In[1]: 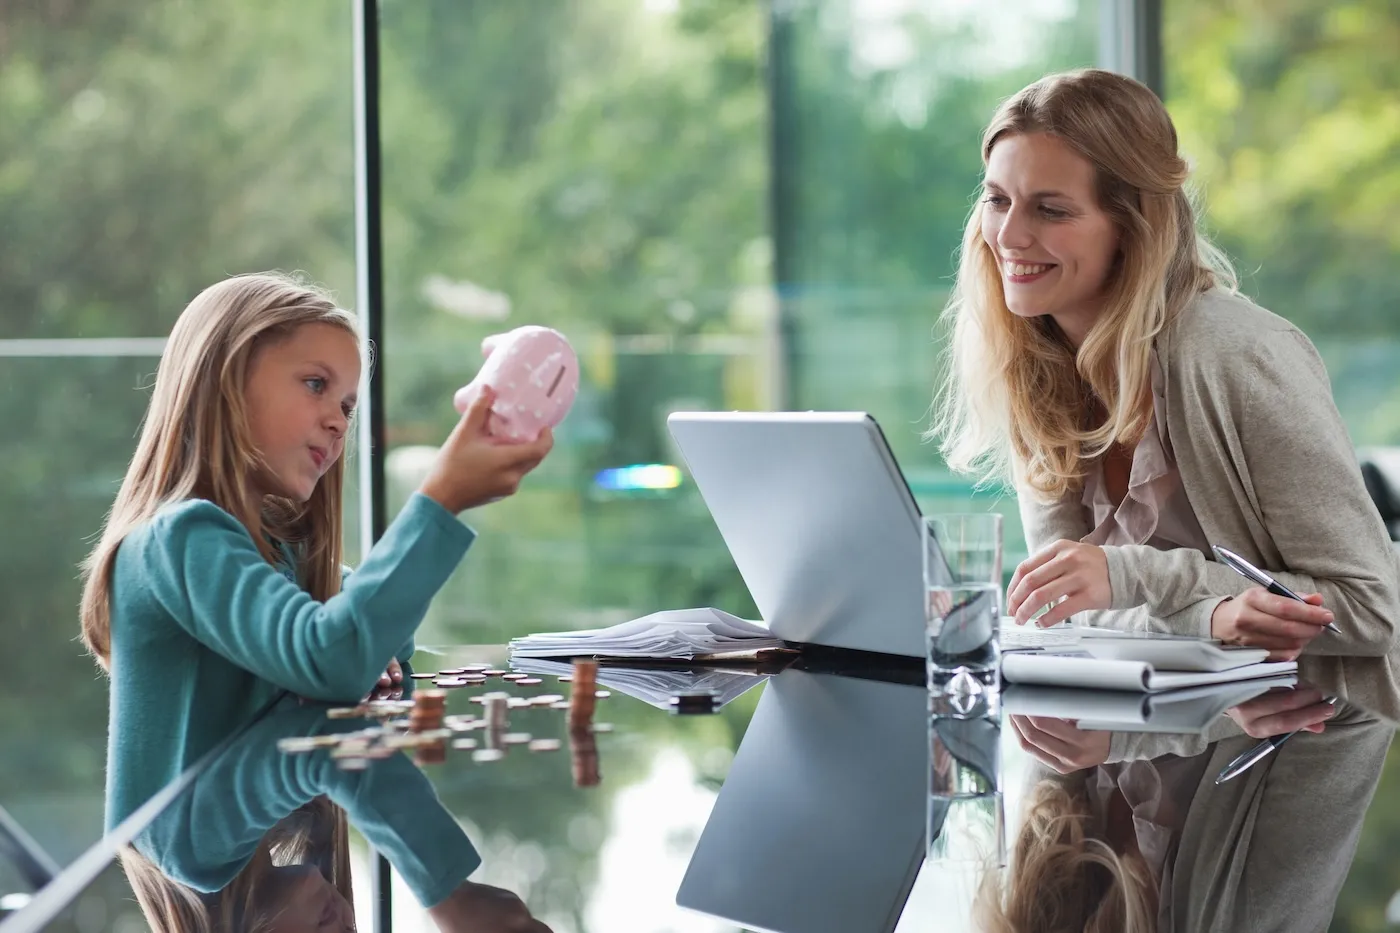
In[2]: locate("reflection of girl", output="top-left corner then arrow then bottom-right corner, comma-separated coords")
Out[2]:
932,70 -> 1398,663
121,799 -> 355,933
122,698 -> 552,933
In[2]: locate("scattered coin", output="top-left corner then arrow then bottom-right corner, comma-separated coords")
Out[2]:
473,748 -> 505,763
530,695 -> 565,706
595,690 -> 611,699
528,739 -> 561,752
410,673 -> 436,680
461,663 -> 491,673
337,758 -> 369,771
327,707 -> 365,719
501,733 -> 533,745
452,738 -> 478,750
484,670 -> 507,677
516,677 -> 543,685
507,698 -> 531,709
557,675 -> 572,683
592,723 -> 614,733
501,673 -> 528,682
550,701 -> 570,710
434,678 -> 468,688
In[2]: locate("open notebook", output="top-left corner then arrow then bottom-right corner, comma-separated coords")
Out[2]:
1003,675 -> 1298,733
507,607 -> 790,661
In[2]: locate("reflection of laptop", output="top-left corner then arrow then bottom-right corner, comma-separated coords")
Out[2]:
675,667 -> 927,933
667,412 -> 925,658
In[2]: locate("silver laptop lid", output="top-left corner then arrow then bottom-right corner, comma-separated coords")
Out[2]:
667,411 -> 924,658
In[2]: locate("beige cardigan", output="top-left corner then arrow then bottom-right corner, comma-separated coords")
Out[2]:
1019,287 -> 1400,712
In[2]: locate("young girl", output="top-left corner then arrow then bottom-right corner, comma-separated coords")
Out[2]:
81,271 -> 552,831
932,69 -> 1400,665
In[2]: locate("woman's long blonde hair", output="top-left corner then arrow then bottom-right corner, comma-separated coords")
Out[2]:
975,778 -> 1158,933
80,272 -> 359,666
120,798 -> 354,933
931,69 -> 1236,500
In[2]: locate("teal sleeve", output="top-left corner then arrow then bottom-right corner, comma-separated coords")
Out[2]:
125,493 -> 473,701
138,700 -> 481,905
343,553 -> 416,666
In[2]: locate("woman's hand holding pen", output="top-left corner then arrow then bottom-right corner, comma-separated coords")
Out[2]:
1211,588 -> 1333,661
1226,686 -> 1337,738
1006,539 -> 1112,627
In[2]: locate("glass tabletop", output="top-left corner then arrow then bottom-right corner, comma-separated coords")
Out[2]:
15,645 -> 1398,933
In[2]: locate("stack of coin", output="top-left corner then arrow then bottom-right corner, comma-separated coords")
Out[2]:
409,689 -> 447,732
410,689 -> 448,765
485,693 -> 509,732
569,727 -> 600,787
568,659 -> 598,730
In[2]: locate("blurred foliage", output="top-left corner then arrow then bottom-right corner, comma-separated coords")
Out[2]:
2,0 -> 1399,928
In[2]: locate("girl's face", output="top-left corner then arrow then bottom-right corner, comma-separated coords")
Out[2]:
264,864 -> 355,933
244,323 -> 361,503
979,131 -> 1121,346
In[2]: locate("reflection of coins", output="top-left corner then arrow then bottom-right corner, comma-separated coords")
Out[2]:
517,678 -> 543,685
501,673 -> 528,682
507,698 -> 531,709
557,675 -> 572,683
551,701 -> 570,710
337,758 -> 369,771
592,723 -> 614,733
473,748 -> 505,763
435,678 -> 468,688
595,690 -> 611,699
452,738 -> 478,750
484,670 -> 507,677
327,706 -> 365,719
528,739 -> 561,752
502,733 -> 533,745
530,695 -> 565,706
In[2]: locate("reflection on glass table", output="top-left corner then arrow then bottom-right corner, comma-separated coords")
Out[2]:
17,653 -> 1400,933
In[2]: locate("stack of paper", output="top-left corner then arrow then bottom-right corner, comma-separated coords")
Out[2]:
1001,653 -> 1297,693
507,607 -> 787,661
508,657 -> 772,711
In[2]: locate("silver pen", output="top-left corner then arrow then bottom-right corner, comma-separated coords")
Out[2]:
1214,695 -> 1339,785
1212,545 -> 1343,635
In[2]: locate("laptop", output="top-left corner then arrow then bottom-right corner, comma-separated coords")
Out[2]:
675,666 -> 928,933
667,411 -> 926,658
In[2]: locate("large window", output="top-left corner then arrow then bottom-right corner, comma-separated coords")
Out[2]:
0,0 -> 356,899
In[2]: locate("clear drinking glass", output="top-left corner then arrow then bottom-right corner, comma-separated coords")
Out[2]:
922,513 -> 1003,718
928,713 -> 1005,866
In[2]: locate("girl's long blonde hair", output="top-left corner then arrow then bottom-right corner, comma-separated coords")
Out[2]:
80,272 -> 359,666
120,798 -> 354,933
975,778 -> 1158,933
931,69 -> 1236,500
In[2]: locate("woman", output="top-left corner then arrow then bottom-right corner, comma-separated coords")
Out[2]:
931,69 -> 1400,666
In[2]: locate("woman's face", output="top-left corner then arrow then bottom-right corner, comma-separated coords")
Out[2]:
979,131 -> 1121,346
264,864 -> 355,933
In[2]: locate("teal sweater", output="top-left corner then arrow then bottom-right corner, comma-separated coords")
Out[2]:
136,695 -> 480,908
105,492 -> 474,832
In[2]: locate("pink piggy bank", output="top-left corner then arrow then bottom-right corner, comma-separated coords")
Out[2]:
453,325 -> 579,442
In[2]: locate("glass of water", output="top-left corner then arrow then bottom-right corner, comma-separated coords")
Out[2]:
928,713 -> 1005,867
923,513 -> 1003,718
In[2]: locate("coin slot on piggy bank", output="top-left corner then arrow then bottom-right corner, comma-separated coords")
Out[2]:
453,325 -> 579,443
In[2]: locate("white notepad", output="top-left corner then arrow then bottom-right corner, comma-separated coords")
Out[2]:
507,607 -> 787,660
1000,652 -> 1298,693
1003,675 -> 1298,732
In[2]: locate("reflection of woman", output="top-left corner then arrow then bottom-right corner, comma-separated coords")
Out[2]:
931,70 -> 1399,666
122,697 -> 551,933
979,689 -> 1390,932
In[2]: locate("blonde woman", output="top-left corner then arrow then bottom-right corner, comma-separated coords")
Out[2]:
81,272 -> 553,836
933,69 -> 1400,662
